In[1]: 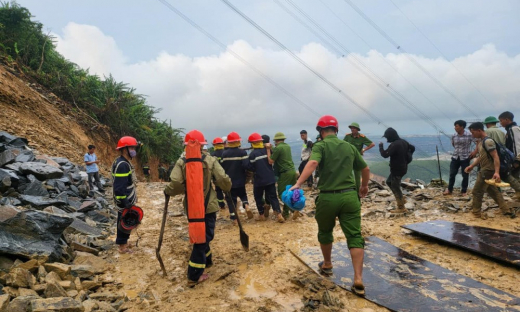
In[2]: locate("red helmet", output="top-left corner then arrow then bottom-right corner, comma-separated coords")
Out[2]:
184,130 -> 207,145
212,137 -> 224,145
227,132 -> 241,143
316,115 -> 339,131
248,133 -> 263,143
116,136 -> 138,150
118,205 -> 144,234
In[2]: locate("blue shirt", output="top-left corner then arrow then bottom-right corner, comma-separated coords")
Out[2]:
84,153 -> 99,173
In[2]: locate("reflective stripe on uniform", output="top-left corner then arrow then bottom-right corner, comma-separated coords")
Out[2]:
112,172 -> 132,177
206,251 -> 212,257
221,156 -> 248,162
189,261 -> 206,269
250,155 -> 268,163
115,195 -> 127,199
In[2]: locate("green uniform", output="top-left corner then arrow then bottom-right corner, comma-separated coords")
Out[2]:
343,133 -> 372,190
485,126 -> 506,145
270,142 -> 297,218
310,134 -> 367,248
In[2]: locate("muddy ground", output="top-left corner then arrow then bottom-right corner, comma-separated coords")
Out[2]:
94,183 -> 520,312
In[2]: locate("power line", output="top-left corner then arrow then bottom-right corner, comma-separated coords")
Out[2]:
155,0 -> 320,117
276,0 -> 452,141
388,0 -> 495,108
341,0 -> 480,119
220,0 -> 393,128
316,0 -> 451,123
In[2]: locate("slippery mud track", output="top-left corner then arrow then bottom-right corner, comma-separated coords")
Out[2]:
100,183 -> 520,312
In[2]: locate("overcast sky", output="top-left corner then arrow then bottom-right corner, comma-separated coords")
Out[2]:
16,0 -> 520,141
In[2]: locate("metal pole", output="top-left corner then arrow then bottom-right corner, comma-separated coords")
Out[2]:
436,145 -> 442,185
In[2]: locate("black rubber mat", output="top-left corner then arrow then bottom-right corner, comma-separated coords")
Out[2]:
402,220 -> 520,267
296,236 -> 520,312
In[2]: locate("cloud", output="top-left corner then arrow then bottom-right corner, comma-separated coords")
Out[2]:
53,23 -> 520,139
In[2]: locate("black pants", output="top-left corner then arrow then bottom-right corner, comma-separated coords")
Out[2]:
215,186 -> 226,208
386,174 -> 403,201
448,157 -> 470,193
225,187 -> 249,220
298,160 -> 313,187
116,210 -> 130,245
188,212 -> 216,282
253,183 -> 281,214
87,172 -> 103,191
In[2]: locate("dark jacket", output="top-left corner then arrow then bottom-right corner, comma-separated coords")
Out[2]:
211,149 -> 224,161
221,147 -> 249,188
379,128 -> 409,176
247,148 -> 276,187
111,156 -> 137,208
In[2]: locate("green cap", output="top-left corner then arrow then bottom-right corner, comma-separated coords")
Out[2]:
274,132 -> 287,140
349,122 -> 360,130
483,116 -> 499,124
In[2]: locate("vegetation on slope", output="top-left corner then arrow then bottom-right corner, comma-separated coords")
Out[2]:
0,1 -> 183,163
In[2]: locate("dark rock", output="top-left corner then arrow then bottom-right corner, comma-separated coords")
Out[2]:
5,162 -> 23,173
71,173 -> 82,182
77,185 -> 88,199
64,219 -> 103,237
66,198 -> 82,210
50,157 -> 71,166
14,151 -> 34,163
23,181 -> 49,197
31,297 -> 84,312
46,180 -> 67,193
0,169 -> 20,187
0,170 -> 11,193
0,143 -> 5,153
56,177 -> 71,185
0,132 -> 17,144
86,211 -> 110,224
7,137 -> 28,148
0,150 -> 19,168
78,201 -> 96,213
0,205 -> 73,261
20,163 -> 63,180
0,197 -> 22,206
19,195 -> 67,209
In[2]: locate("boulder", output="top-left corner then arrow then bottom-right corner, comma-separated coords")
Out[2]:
20,162 -> 63,180
7,138 -> 28,148
64,219 -> 103,237
2,286 -> 18,298
0,197 -> 21,206
19,195 -> 67,208
0,168 -> 20,187
72,252 -> 111,274
4,162 -> 23,173
22,180 -> 49,197
6,295 -> 38,312
51,158 -> 71,166
44,280 -> 68,298
77,201 -> 97,213
70,266 -> 96,279
14,151 -> 34,163
0,132 -> 17,144
34,156 -> 61,169
31,297 -> 84,312
45,271 -> 62,283
85,211 -> 110,224
0,170 -> 11,193
0,294 -> 9,312
13,259 -> 40,273
44,263 -> 71,280
5,268 -> 35,288
0,206 -> 73,261
0,150 -> 19,168
18,288 -> 38,297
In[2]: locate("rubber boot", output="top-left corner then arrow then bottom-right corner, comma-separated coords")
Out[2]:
389,198 -> 407,214
275,212 -> 285,223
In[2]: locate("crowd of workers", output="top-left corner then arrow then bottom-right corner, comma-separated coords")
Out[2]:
83,109 -> 519,293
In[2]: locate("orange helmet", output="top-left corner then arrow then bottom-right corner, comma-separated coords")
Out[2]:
184,130 -> 207,145
316,115 -> 339,132
116,136 -> 138,150
227,132 -> 241,143
248,133 -> 263,143
212,137 -> 224,145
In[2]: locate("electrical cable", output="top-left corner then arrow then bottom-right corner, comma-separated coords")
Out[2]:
341,0 -> 480,119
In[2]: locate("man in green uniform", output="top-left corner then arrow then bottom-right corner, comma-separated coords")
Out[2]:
291,115 -> 370,296
483,116 -> 506,145
343,122 -> 374,190
266,132 -> 297,221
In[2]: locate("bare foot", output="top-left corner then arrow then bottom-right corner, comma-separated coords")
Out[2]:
442,190 -> 452,196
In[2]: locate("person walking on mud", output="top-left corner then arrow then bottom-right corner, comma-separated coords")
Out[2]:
164,130 -> 231,286
290,115 -> 370,296
379,127 -> 414,214
112,136 -> 140,254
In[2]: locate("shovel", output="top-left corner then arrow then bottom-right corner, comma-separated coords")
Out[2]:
226,191 -> 249,252
156,194 -> 170,276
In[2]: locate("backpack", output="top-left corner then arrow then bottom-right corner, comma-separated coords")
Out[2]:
405,141 -> 415,164
483,137 -> 515,179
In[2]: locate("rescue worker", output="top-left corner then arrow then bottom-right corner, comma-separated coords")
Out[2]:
142,163 -> 150,182
343,122 -> 375,191
299,130 -> 314,189
260,134 -> 273,215
484,116 -> 506,145
266,132 -> 297,220
247,133 -> 284,222
290,115 -> 369,296
111,136 -> 139,254
221,132 -> 253,222
164,130 -> 232,286
211,137 -> 226,209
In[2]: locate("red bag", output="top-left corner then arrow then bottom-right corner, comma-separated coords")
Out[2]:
185,140 -> 206,244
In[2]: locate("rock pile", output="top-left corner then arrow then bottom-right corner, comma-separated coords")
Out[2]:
0,131 -> 125,311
